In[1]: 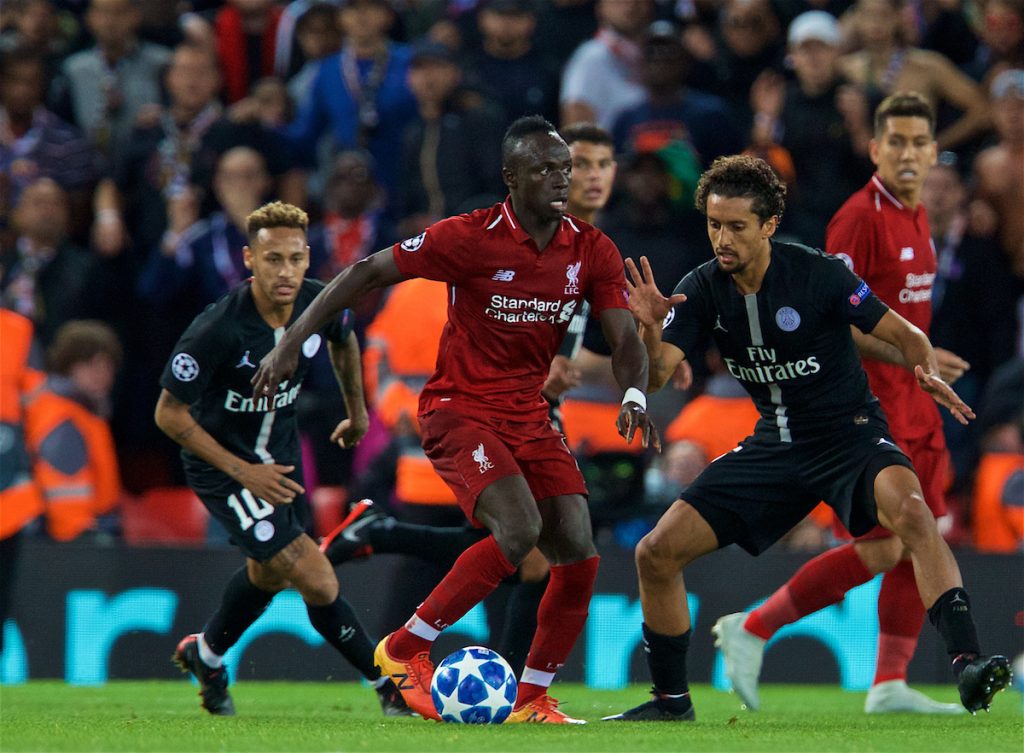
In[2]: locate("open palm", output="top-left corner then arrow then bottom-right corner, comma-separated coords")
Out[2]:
624,256 -> 687,327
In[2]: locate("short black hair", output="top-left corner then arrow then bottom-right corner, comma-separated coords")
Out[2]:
560,122 -> 613,149
695,154 -> 786,223
502,115 -> 559,167
874,92 -> 935,136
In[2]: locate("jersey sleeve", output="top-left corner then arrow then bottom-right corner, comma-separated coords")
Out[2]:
159,311 -> 233,405
585,233 -> 630,315
825,202 -> 876,279
817,253 -> 889,333
661,271 -> 710,360
391,216 -> 471,284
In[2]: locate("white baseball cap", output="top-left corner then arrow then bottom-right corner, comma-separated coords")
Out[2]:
787,11 -> 840,46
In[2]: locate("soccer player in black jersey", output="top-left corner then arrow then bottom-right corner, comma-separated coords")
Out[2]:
604,156 -> 1011,721
154,202 -> 409,717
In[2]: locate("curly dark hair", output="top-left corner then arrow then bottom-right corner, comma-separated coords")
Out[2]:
694,155 -> 786,223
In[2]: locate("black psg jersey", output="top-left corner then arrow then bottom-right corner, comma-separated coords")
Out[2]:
662,241 -> 890,440
160,279 -> 352,476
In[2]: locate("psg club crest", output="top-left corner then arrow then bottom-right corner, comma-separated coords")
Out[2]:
302,334 -> 322,358
775,307 -> 801,332
400,233 -> 426,252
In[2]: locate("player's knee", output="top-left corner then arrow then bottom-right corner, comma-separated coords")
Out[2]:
498,519 -> 542,564
635,530 -> 683,583
888,492 -> 936,543
297,573 -> 340,606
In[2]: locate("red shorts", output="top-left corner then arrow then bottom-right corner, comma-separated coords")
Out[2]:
418,409 -> 588,524
834,428 -> 951,541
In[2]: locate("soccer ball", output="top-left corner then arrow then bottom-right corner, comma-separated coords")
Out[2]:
430,646 -> 518,723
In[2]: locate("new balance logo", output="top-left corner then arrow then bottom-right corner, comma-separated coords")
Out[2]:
900,246 -> 915,261
394,673 -> 414,691
473,443 -> 494,473
492,269 -> 516,282
235,350 -> 256,369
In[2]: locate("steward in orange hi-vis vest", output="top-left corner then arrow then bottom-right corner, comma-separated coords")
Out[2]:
0,310 -> 44,540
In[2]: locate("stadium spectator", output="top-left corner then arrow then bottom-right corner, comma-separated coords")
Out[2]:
285,2 -> 343,103
396,40 -> 505,236
718,95 -> 976,715
254,116 -> 658,724
272,0 -> 341,81
0,310 -> 44,655
283,0 -> 417,211
606,154 -> 1010,721
534,0 -> 599,69
838,0 -> 991,150
924,153 -> 1018,485
49,0 -> 170,164
155,201 -> 406,718
611,21 -> 742,167
970,68 -> 1024,278
0,0 -> 70,82
749,11 -> 873,249
963,0 -> 1024,88
560,0 -> 653,129
461,0 -> 561,128
0,48 -> 99,244
202,0 -> 284,104
2,179 -> 99,346
23,319 -> 123,542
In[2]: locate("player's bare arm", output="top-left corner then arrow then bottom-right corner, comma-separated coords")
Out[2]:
623,256 -> 688,391
252,249 -> 405,397
154,389 -> 304,505
866,310 -> 976,425
600,306 -> 661,450
851,327 -> 970,384
328,332 -> 370,449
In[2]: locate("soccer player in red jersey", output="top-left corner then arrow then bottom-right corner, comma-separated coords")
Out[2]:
714,93 -> 975,714
253,116 -> 657,723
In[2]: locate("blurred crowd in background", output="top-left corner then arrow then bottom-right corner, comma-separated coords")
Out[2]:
1,0 -> 1022,554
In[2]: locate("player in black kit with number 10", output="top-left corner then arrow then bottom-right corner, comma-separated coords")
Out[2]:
154,202 -> 410,717
604,156 -> 1011,721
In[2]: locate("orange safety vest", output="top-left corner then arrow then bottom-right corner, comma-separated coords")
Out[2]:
0,310 -> 44,539
972,452 -> 1024,553
365,279 -> 456,505
22,378 -> 121,541
665,394 -> 761,461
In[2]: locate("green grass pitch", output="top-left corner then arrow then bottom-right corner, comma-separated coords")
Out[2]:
1,681 -> 1021,752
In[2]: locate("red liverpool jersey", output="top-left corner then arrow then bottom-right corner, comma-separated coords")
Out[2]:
392,199 -> 630,422
826,174 -> 941,439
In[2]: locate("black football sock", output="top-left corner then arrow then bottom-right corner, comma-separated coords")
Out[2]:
927,587 -> 981,677
368,519 -> 488,569
203,566 -> 275,656
306,593 -> 379,680
642,623 -> 692,708
497,575 -> 548,677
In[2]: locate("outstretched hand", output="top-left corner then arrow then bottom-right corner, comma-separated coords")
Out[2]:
624,257 -> 687,328
616,400 -> 662,452
915,365 -> 975,425
331,415 -> 369,449
252,343 -> 300,399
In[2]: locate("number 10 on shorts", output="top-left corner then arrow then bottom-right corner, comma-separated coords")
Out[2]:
226,489 -> 274,530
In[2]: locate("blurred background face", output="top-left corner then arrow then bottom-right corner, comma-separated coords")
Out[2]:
296,9 -> 342,59
722,0 -> 777,57
624,154 -> 670,206
326,152 -> 376,214
789,38 -> 838,91
920,164 -> 964,229
993,89 -> 1024,143
855,0 -> 900,47
567,140 -> 616,214
407,58 -> 461,104
14,179 -> 68,246
229,0 -> 275,15
640,38 -> 688,92
74,353 -> 118,401
597,0 -> 653,37
338,1 -> 393,43
86,0 -> 140,49
478,9 -> 536,46
166,46 -> 221,113
16,0 -> 58,47
1,59 -> 45,117
981,0 -> 1024,54
214,148 -> 271,208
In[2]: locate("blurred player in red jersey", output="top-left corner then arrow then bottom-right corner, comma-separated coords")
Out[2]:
253,116 -> 657,724
715,93 -> 974,714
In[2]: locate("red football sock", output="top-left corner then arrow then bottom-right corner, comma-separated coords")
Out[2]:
745,543 -> 872,640
516,556 -> 599,709
874,559 -> 924,685
388,535 -> 516,659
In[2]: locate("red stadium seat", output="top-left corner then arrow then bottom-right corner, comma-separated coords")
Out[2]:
121,487 -> 209,545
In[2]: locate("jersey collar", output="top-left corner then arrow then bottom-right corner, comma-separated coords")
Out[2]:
870,174 -> 923,219
498,197 -> 579,251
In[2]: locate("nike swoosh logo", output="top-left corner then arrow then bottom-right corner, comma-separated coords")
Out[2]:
341,515 -> 377,542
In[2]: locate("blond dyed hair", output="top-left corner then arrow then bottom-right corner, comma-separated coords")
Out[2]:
246,201 -> 309,243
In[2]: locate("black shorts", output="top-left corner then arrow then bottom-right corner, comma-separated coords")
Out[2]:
681,408 -> 914,555
187,465 -> 312,561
